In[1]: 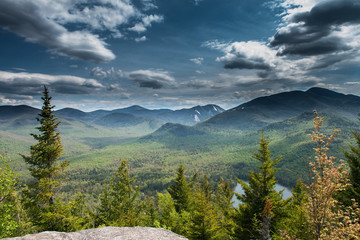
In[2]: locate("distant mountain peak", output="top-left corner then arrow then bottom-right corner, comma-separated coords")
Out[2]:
125,105 -> 148,110
306,87 -> 342,96
201,87 -> 360,130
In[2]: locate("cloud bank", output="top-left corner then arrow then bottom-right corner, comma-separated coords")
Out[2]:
0,71 -> 104,96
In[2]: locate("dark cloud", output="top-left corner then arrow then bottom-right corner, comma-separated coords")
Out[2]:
184,79 -> 215,89
223,58 -> 271,70
277,37 -> 351,56
309,54 -> 347,70
0,71 -> 103,96
271,0 -> 360,56
128,70 -> 176,89
294,0 -> 360,27
132,79 -> 164,89
0,0 -> 115,62
235,72 -> 319,90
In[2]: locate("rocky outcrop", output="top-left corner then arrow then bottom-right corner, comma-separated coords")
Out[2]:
3,227 -> 188,240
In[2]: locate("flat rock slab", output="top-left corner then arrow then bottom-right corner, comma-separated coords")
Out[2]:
4,227 -> 188,240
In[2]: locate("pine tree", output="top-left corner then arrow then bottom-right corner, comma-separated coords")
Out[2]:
21,86 -> 68,230
233,133 -> 287,240
168,164 -> 191,213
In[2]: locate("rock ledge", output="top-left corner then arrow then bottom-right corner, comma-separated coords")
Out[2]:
3,226 -> 188,240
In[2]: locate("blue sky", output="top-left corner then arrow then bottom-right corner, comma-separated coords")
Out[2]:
0,0 -> 359,111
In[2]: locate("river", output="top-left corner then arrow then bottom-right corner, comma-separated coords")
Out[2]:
232,181 -> 292,207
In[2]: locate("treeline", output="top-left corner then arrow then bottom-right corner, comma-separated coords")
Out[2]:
1,88 -> 360,239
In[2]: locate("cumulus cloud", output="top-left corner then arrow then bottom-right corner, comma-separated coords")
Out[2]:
129,14 -> 164,33
216,41 -> 278,70
0,70 -> 104,96
0,0 -> 163,62
190,57 -> 204,65
90,67 -> 125,80
135,36 -> 147,42
127,70 -> 176,89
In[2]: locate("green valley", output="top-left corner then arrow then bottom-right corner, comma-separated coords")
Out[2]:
1,87 -> 359,202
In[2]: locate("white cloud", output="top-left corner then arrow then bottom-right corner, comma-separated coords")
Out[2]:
90,67 -> 125,80
90,67 -> 176,89
129,23 -> 147,33
129,14 -> 163,33
216,41 -> 278,70
135,36 -> 147,42
190,57 -> 204,65
0,96 -> 17,105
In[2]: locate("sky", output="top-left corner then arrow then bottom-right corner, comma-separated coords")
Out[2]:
0,0 -> 359,111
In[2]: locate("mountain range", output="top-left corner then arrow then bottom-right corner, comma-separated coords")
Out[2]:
200,87 -> 360,130
1,87 -> 360,194
0,104 -> 225,129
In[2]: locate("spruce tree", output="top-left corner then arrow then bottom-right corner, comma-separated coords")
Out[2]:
168,164 -> 191,213
233,133 -> 287,239
343,118 -> 360,206
214,177 -> 235,239
96,159 -> 140,226
21,86 -> 68,230
187,175 -> 219,240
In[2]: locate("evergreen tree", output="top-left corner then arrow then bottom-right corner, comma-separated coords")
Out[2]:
343,116 -> 360,206
21,86 -> 69,231
0,155 -> 31,237
96,159 -> 140,226
214,177 -> 235,239
233,133 -> 287,239
277,180 -> 310,239
187,175 -> 219,240
168,164 -> 191,213
156,192 -> 191,235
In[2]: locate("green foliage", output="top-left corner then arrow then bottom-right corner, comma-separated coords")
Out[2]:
156,192 -> 191,235
20,86 -> 73,232
186,175 -> 220,240
280,112 -> 360,239
234,133 -> 288,239
168,164 -> 191,213
276,180 -> 310,239
214,177 -> 235,239
96,159 -> 141,226
342,116 -> 360,206
0,155 -> 31,237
